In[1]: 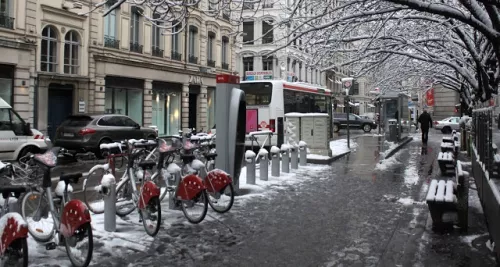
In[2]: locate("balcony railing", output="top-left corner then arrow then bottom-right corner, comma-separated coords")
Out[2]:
0,14 -> 15,29
130,42 -> 143,53
171,51 -> 182,61
189,54 -> 198,64
207,60 -> 216,67
104,36 -> 120,49
152,46 -> 164,57
222,62 -> 229,70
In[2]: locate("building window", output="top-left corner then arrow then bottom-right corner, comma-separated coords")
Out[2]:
207,31 -> 215,67
130,6 -> 142,53
222,36 -> 229,70
41,26 -> 58,73
105,88 -> 144,125
64,31 -> 79,74
152,89 -> 181,136
242,21 -> 254,44
0,65 -> 13,105
207,88 -> 215,129
243,57 -> 253,80
0,0 -> 14,29
262,56 -> 273,71
103,3 -> 119,49
151,13 -> 163,57
188,26 -> 198,64
298,63 -> 302,81
262,20 -> 273,44
171,20 -> 182,60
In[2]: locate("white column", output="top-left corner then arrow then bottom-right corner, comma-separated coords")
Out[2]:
182,83 -> 190,132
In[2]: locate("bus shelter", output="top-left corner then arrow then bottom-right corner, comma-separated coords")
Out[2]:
377,92 -> 410,142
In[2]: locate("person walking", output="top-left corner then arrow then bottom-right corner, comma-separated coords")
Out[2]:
418,109 -> 433,144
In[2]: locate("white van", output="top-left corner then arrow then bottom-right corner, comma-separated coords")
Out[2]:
0,97 -> 48,161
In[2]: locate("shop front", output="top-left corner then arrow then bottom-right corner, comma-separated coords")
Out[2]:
104,76 -> 144,125
151,81 -> 182,136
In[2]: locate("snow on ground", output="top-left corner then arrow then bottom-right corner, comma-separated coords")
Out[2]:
374,150 -> 403,171
27,161 -> 332,266
307,139 -> 356,160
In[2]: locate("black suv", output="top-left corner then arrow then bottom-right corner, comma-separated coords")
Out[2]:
333,113 -> 377,133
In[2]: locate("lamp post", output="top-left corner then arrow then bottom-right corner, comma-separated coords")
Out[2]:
342,77 -> 353,148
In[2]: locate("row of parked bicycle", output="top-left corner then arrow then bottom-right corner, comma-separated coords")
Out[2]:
0,131 -> 233,267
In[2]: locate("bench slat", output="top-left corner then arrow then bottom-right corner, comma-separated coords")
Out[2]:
435,180 -> 447,202
426,179 -> 438,202
444,180 -> 456,203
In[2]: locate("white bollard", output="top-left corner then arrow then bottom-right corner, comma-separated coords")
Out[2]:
290,144 -> 299,169
102,174 -> 116,232
165,163 -> 182,210
299,141 -> 307,166
245,150 -> 256,184
280,144 -> 290,173
259,148 -> 269,181
270,146 -> 280,177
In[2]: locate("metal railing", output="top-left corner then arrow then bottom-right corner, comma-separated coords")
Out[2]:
130,42 -> 143,53
0,14 -> 14,29
152,46 -> 164,57
222,62 -> 229,70
171,51 -> 182,61
188,54 -> 198,64
207,59 -> 216,67
222,12 -> 230,21
104,36 -> 120,49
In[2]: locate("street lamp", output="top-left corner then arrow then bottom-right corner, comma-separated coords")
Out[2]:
342,77 -> 353,148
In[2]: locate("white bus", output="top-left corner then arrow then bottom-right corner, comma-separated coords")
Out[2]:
240,80 -> 333,147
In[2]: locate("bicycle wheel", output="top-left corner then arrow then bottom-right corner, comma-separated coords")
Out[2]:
150,172 -> 169,202
180,190 -> 208,224
20,191 -> 55,242
207,183 -> 235,213
83,167 -> 106,214
140,197 -> 161,237
115,177 -> 136,217
2,237 -> 28,267
65,222 -> 93,267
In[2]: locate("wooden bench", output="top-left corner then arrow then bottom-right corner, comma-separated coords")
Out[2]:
493,154 -> 500,178
442,136 -> 454,144
437,152 -> 455,176
441,142 -> 455,153
426,160 -> 469,231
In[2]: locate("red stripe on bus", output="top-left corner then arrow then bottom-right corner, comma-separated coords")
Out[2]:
283,84 -> 330,95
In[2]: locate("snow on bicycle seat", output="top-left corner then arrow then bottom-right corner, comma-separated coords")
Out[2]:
100,142 -> 127,152
138,160 -> 156,170
0,186 -> 26,199
33,147 -> 60,168
158,139 -> 176,153
129,139 -> 157,148
190,135 -> 201,141
60,172 -> 83,184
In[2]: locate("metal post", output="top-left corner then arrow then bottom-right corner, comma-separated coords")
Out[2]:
346,97 -> 350,148
166,169 -> 181,210
102,174 -> 116,232
290,145 -> 299,169
299,141 -> 307,166
259,149 -> 269,181
270,146 -> 280,177
281,144 -> 290,173
245,150 -> 256,184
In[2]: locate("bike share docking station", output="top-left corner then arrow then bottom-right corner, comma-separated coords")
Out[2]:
215,74 -> 246,195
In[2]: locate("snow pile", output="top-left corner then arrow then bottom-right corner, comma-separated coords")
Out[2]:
191,159 -> 205,170
329,139 -> 356,157
270,146 -> 280,154
307,154 -> 331,160
245,150 -> 256,162
167,163 -> 181,173
55,181 -> 72,196
286,120 -> 298,146
101,174 -> 116,187
374,150 -> 402,171
280,144 -> 290,151
298,141 -> 307,147
258,148 -> 269,156
404,148 -> 419,186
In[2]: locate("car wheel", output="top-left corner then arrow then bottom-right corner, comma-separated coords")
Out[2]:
362,124 -> 372,133
441,126 -> 452,134
333,124 -> 340,133
17,145 -> 39,161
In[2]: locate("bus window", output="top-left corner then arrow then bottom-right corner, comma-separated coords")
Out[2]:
240,82 -> 272,105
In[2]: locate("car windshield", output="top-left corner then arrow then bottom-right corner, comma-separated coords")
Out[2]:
60,116 -> 93,127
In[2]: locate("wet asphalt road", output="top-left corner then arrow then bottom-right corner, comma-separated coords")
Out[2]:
85,132 -> 496,267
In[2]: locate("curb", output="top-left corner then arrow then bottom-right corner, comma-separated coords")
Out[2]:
384,136 -> 413,159
307,151 -> 351,164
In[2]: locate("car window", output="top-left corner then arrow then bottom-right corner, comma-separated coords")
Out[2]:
98,116 -> 117,126
349,114 -> 357,120
334,114 -> 346,119
121,117 -> 138,127
61,116 -> 93,127
0,108 -> 24,135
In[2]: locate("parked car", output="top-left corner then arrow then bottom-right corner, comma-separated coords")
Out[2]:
0,97 -> 49,161
434,117 -> 460,134
53,114 -> 157,154
333,113 -> 377,133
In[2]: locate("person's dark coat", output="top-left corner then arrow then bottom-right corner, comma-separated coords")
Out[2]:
418,112 -> 433,130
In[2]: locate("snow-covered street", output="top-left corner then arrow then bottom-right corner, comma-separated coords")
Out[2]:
21,133 -> 496,266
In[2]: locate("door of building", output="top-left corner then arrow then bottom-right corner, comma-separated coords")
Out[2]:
48,84 -> 74,139
188,93 -> 197,130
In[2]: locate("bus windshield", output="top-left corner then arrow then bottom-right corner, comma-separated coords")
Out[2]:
240,82 -> 272,105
